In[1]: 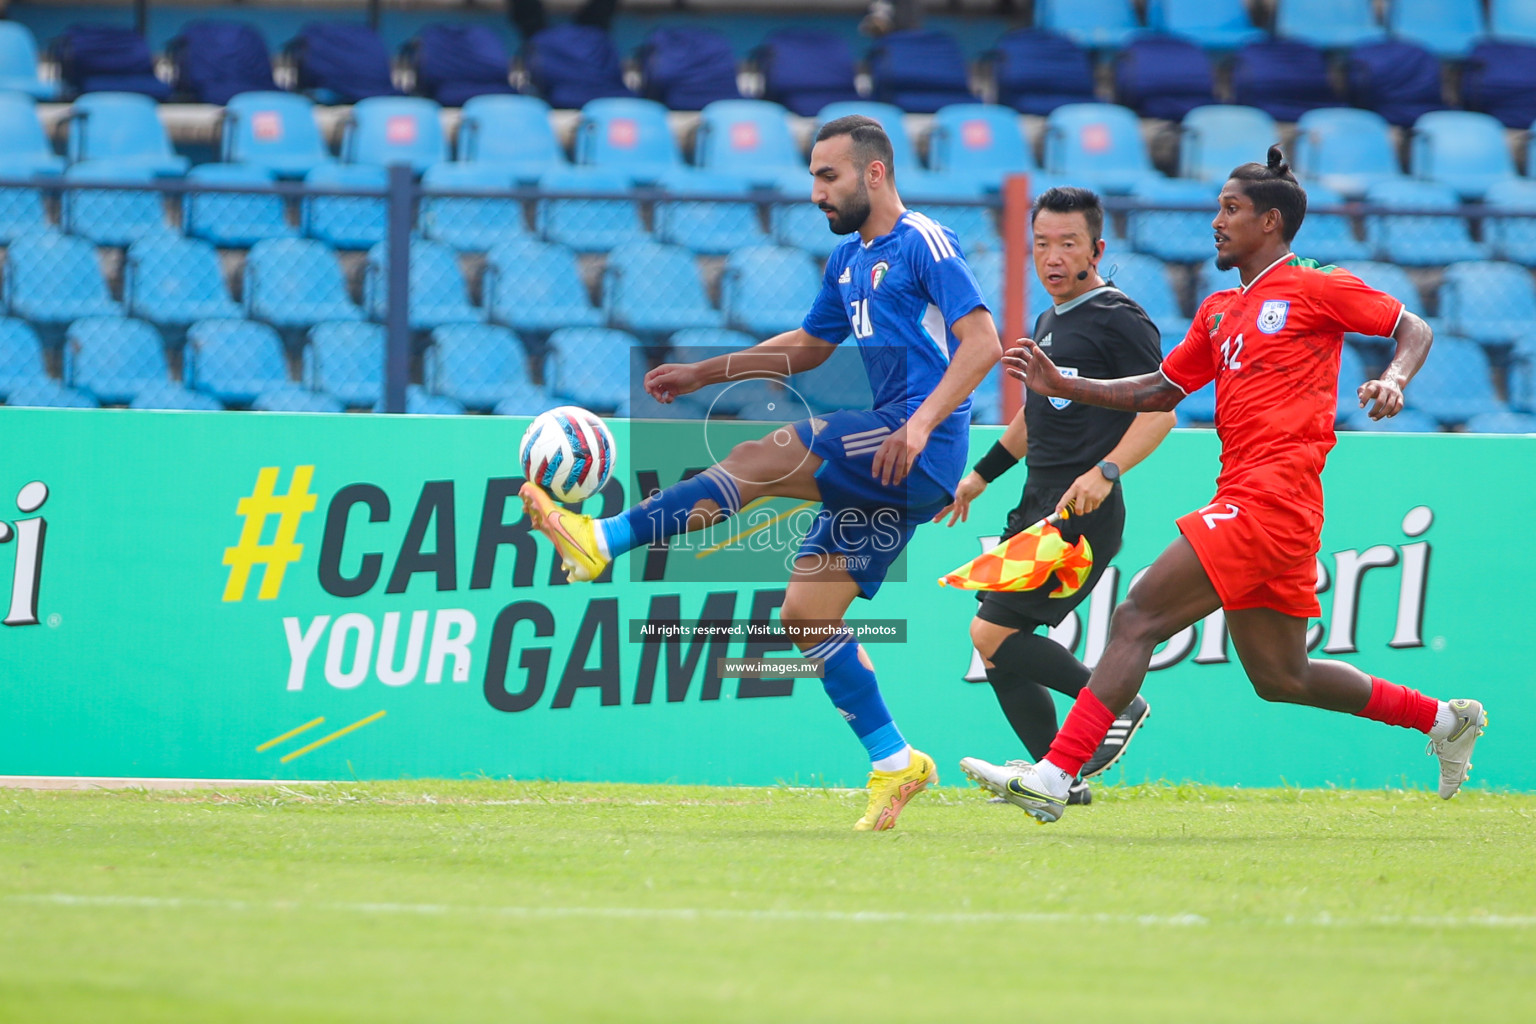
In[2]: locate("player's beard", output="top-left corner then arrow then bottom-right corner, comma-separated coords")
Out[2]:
821,181 -> 871,235
1214,235 -> 1237,271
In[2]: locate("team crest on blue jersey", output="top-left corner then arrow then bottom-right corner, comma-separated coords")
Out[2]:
1050,367 -> 1077,409
1256,300 -> 1289,334
870,261 -> 890,289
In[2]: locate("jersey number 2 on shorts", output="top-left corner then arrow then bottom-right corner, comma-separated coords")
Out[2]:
850,299 -> 874,339
1220,333 -> 1244,371
1200,502 -> 1241,529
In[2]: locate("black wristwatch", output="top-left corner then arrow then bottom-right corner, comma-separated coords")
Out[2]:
1096,460 -> 1121,482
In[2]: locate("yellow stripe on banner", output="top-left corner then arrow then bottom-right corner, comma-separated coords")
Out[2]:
695,501 -> 816,559
279,711 -> 387,763
255,717 -> 325,752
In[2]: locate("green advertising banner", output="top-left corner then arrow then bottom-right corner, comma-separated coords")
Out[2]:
1,408 -> 1531,790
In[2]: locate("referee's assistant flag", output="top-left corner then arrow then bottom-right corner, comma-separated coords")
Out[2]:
938,517 -> 1093,597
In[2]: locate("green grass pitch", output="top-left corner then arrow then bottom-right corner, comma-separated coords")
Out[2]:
2,781 -> 1533,1023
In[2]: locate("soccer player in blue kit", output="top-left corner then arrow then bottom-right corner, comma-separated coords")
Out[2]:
521,115 -> 1003,830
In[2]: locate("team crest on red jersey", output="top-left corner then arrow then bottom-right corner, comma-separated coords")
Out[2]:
1256,300 -> 1289,334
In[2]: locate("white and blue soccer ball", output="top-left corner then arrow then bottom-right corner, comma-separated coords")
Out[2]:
519,405 -> 616,503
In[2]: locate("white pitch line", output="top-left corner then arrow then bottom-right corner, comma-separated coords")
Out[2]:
9,894 -> 1536,929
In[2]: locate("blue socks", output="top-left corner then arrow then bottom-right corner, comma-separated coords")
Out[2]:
804,630 -> 908,762
597,465 -> 742,558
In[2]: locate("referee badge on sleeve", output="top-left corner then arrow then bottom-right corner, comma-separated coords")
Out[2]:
1049,367 -> 1077,409
1256,300 -> 1289,334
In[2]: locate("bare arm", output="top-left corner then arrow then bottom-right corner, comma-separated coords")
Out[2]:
644,329 -> 837,403
1357,310 -> 1432,420
1052,409 -> 1176,517
1003,339 -> 1184,413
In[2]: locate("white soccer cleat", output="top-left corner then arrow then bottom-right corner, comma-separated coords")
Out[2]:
1430,698 -> 1486,799
959,757 -> 1066,823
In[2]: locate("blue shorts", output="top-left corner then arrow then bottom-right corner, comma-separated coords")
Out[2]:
792,409 -> 960,598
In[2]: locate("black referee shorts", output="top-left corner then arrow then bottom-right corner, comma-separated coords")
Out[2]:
975,470 -> 1125,631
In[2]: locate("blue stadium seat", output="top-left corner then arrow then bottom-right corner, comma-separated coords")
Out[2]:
1485,179 -> 1536,267
0,178 -> 47,245
1465,410 -> 1536,433
1511,359 -> 1536,410
55,24 -> 169,101
1402,335 -> 1503,425
1273,0 -> 1385,48
65,93 -> 188,175
603,241 -> 723,335
904,175 -> 1000,255
1127,177 -> 1217,264
409,24 -> 515,107
1292,108 -> 1405,199
252,386 -> 346,413
491,386 -> 556,417
991,29 -> 1094,117
1335,341 -> 1368,423
1437,261 -> 1536,351
721,245 -> 822,338
484,237 -> 603,335
653,168 -> 768,255
1179,105 -> 1278,183
188,318 -> 293,406
343,97 -> 447,174
1462,41 -> 1536,129
183,164 -> 295,248
868,30 -> 976,113
1341,407 -> 1440,432
289,22 -> 401,104
1344,260 -> 1429,337
814,102 -> 925,183
1036,0 -> 1142,49
1115,34 -> 1215,121
756,30 -> 860,117
302,321 -> 382,407
1410,111 -> 1517,202
1110,253 -> 1190,343
129,382 -> 225,411
1231,39 -> 1342,123
364,238 -> 481,329
65,316 -> 167,405
0,93 -> 64,177
455,95 -> 567,184
966,249 -> 1050,330
374,385 -> 466,415
726,379 -> 801,421
1491,0 -> 1536,43
222,92 -> 334,179
574,97 -> 682,185
1388,0 -> 1486,59
926,104 -> 1036,192
4,231 -> 121,332
168,20 -> 275,105
1160,334 -> 1216,422
535,166 -> 646,253
1292,183 -> 1372,265
0,318 -> 49,400
694,100 -> 802,188
525,24 -> 633,109
0,23 -> 57,99
61,163 -> 166,247
638,26 -> 741,111
1042,103 -> 1157,195
662,327 -> 760,410
244,238 -> 364,330
428,323 -> 539,411
791,340 -> 874,414
420,162 -> 526,251
770,168 -> 839,259
3,379 -> 98,408
125,236 -> 241,333
1365,179 -> 1488,266
1346,39 -> 1445,128
547,327 -> 644,412
1145,0 -> 1263,50
303,164 -> 388,250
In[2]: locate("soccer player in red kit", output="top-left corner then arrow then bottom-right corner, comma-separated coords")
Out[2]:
996,147 -> 1486,822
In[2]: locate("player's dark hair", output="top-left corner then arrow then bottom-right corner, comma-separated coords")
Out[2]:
1030,186 -> 1104,244
1228,145 -> 1307,243
815,115 -> 897,183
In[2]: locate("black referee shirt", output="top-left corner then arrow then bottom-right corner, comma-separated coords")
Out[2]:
1024,284 -> 1163,476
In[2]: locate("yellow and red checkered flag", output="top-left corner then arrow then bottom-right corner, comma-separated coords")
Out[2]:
938,514 -> 1094,597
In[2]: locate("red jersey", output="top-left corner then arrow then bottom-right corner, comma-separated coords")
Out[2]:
1161,255 -> 1403,517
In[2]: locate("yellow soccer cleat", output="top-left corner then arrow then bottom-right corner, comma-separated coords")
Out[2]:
854,748 -> 937,831
519,482 -> 610,583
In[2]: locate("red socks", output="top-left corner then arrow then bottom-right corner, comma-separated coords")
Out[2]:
1046,689 -> 1119,778
1355,676 -> 1438,734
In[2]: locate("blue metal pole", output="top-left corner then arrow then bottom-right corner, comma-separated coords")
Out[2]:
384,162 -> 413,414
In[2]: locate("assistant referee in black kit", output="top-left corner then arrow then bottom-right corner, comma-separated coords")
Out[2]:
934,186 -> 1175,807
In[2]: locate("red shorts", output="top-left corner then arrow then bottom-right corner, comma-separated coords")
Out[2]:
1175,497 -> 1324,619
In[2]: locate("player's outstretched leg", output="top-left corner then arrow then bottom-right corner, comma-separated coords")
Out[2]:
1225,608 -> 1488,799
784,559 -> 935,831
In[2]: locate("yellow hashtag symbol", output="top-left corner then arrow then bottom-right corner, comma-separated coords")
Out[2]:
222,466 -> 318,602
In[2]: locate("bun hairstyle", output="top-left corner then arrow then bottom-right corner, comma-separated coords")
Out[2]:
1228,145 -> 1308,242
